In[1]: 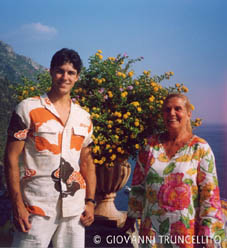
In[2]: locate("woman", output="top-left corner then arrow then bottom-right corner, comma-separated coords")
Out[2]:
124,94 -> 224,248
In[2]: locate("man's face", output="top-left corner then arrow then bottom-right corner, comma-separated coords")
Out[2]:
50,62 -> 79,95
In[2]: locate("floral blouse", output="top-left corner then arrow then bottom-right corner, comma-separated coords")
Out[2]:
128,135 -> 225,247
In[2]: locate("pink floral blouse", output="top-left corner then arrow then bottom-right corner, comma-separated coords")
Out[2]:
128,135 -> 225,247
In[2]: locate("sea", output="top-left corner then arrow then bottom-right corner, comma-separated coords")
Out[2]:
115,123 -> 227,211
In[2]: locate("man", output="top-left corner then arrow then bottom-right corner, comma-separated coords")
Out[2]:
4,48 -> 96,248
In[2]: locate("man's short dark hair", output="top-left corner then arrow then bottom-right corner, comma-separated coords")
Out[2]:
50,48 -> 83,73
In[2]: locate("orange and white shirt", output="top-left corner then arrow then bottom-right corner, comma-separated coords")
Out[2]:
7,94 -> 93,217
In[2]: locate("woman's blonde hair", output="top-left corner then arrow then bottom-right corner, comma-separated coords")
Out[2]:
162,93 -> 193,132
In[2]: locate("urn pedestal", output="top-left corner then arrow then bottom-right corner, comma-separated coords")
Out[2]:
94,160 -> 131,227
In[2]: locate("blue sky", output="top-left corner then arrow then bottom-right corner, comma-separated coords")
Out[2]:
1,0 -> 227,124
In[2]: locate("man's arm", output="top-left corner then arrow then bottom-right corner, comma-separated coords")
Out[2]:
79,146 -> 96,226
4,139 -> 31,232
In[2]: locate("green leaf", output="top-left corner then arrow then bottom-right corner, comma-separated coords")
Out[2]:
214,229 -> 225,241
147,171 -> 164,184
153,145 -> 160,151
192,143 -> 199,151
163,162 -> 176,175
188,204 -> 194,215
193,195 -> 199,208
159,218 -> 170,235
202,218 -> 212,227
207,157 -> 214,173
183,179 -> 193,185
180,215 -> 190,228
213,176 -> 218,186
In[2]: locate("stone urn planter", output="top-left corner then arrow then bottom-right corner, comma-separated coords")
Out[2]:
94,160 -> 131,227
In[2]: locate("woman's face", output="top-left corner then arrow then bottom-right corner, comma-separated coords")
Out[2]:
163,97 -> 191,132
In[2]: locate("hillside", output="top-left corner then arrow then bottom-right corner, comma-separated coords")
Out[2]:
0,40 -> 46,162
0,40 -> 45,84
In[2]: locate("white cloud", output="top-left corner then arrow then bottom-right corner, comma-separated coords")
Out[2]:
19,22 -> 58,40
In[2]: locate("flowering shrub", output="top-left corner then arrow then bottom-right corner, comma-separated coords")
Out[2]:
13,50 -> 202,167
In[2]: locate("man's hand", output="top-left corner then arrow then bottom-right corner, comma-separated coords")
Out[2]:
80,202 -> 95,226
13,203 -> 31,232
205,238 -> 215,248
121,216 -> 136,233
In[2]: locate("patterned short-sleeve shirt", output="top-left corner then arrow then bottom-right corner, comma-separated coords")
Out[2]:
7,94 -> 93,217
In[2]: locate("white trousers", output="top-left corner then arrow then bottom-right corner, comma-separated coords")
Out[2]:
12,207 -> 84,248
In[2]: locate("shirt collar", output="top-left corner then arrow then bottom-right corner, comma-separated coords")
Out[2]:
40,93 -> 60,119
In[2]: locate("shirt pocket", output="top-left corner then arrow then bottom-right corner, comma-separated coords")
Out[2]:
34,125 -> 61,154
70,126 -> 86,151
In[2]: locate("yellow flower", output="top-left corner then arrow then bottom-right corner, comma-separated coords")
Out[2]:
30,87 -> 35,91
211,222 -> 223,233
158,153 -> 169,162
97,50 -> 102,54
107,124 -> 112,128
149,96 -> 155,102
191,185 -> 198,196
130,134 -> 136,139
123,113 -> 128,119
135,144 -> 140,149
116,71 -> 122,77
169,71 -> 174,76
135,80 -> 139,85
134,121 -> 140,127
121,91 -> 128,98
115,128 -> 121,134
108,57 -> 115,61
153,86 -> 159,92
137,107 -> 142,112
186,168 -> 197,176
116,112 -> 122,117
150,81 -> 157,87
182,86 -> 189,92
95,53 -> 103,60
128,71 -> 134,77
131,101 -> 140,107
22,90 -> 28,96
93,146 -> 100,153
175,154 -> 192,162
143,70 -> 150,76
117,147 -> 122,152
111,154 -> 116,161
122,73 -> 126,79
190,104 -> 195,111
108,91 -> 113,98
175,83 -> 180,87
